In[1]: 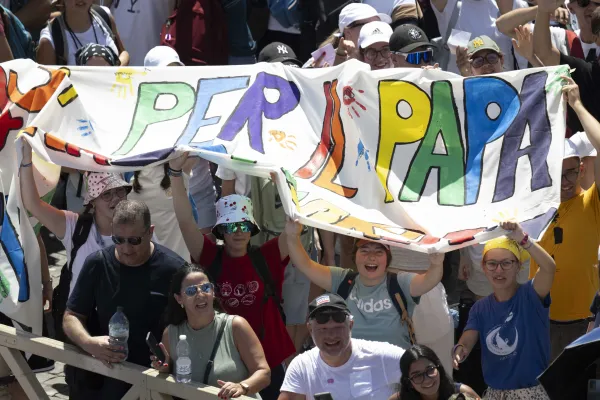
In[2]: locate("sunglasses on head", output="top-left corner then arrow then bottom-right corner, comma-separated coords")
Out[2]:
183,283 -> 214,297
393,49 -> 433,65
470,52 -> 500,68
221,221 -> 253,235
312,310 -> 348,324
111,233 -> 146,246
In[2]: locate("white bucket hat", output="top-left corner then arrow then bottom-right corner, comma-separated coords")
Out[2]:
83,172 -> 132,206
563,138 -> 580,160
570,132 -> 597,158
213,194 -> 260,239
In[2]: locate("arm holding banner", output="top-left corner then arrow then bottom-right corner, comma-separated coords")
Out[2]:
285,219 -> 333,292
533,0 -> 562,66
19,141 -> 67,239
407,253 -> 444,297
561,77 -> 600,195
170,153 -> 204,261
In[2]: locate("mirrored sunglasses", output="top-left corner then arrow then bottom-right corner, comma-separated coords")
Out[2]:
313,310 -> 348,324
112,235 -> 144,246
393,49 -> 433,65
184,283 -> 214,297
222,221 -> 253,235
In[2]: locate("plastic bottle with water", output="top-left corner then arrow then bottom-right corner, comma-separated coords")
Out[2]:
176,335 -> 192,383
108,306 -> 129,360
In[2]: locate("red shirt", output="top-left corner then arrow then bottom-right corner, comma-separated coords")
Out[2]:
199,236 -> 295,367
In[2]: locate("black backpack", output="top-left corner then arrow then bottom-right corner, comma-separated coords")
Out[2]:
337,271 -> 416,345
51,212 -> 94,341
207,246 -> 286,337
49,5 -> 114,65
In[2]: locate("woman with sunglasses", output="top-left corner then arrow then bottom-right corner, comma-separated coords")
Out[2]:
464,35 -> 504,76
453,221 -> 555,400
151,265 -> 270,398
357,21 -> 394,70
19,141 -> 132,297
169,153 -> 294,400
390,344 -> 480,400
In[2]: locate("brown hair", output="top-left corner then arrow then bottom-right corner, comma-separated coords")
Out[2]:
592,7 -> 600,36
351,240 -> 393,267
320,29 -> 341,49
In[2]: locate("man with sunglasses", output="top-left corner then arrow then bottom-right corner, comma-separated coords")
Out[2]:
390,24 -> 436,68
465,35 -> 504,75
279,294 -> 405,400
64,200 -> 186,398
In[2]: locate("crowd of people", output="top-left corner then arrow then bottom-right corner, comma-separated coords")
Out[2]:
0,0 -> 600,399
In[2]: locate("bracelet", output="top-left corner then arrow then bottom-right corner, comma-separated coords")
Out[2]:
335,51 -> 347,57
452,344 -> 467,363
520,233 -> 529,247
20,161 -> 32,168
167,167 -> 183,177
522,238 -> 533,250
42,279 -> 52,286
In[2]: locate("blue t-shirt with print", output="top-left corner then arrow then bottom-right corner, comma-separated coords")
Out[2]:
465,280 -> 551,390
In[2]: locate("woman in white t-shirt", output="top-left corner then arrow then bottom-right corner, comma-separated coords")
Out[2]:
36,0 -> 128,66
19,141 -> 132,295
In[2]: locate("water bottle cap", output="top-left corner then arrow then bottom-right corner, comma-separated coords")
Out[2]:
116,306 -> 124,312
179,335 -> 186,340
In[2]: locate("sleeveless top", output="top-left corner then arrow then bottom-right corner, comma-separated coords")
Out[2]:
168,313 -> 259,398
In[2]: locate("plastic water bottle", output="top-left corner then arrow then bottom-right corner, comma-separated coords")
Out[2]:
176,335 -> 192,383
108,306 -> 129,360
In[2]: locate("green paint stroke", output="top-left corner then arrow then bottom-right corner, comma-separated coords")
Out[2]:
0,271 -> 10,300
113,82 -> 196,156
400,81 -> 465,205
545,65 -> 572,95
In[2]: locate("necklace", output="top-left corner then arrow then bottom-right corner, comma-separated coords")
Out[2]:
64,10 -> 99,50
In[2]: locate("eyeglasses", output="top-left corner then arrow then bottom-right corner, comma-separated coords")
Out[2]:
347,21 -> 367,30
470,52 -> 500,68
183,283 -> 214,297
409,365 -> 439,385
221,221 -> 253,235
363,47 -> 391,61
562,168 -> 580,183
312,311 -> 348,324
99,187 -> 128,202
484,259 -> 517,271
393,49 -> 433,65
112,233 -> 146,246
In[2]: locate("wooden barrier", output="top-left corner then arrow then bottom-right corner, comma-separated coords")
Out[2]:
0,324 -> 255,399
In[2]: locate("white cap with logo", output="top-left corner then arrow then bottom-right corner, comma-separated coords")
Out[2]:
144,46 -> 184,67
338,3 -> 392,33
358,21 -> 393,49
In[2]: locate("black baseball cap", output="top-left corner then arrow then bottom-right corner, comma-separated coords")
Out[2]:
258,42 -> 302,67
308,294 -> 350,319
389,24 -> 433,53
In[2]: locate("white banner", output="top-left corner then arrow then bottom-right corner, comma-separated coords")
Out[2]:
0,59 -> 567,330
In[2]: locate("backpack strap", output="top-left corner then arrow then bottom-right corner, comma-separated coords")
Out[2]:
203,315 -> 228,384
247,246 -> 285,319
68,213 -> 94,274
50,15 -> 68,65
90,5 -> 115,41
387,272 -> 416,345
336,271 -> 359,300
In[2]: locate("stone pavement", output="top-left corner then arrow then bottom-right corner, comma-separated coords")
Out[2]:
36,228 -> 69,399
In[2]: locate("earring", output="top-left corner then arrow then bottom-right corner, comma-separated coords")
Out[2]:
181,304 -> 184,309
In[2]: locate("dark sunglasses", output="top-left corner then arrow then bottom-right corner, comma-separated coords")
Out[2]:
393,49 -> 433,65
409,365 -> 439,384
111,234 -> 145,246
470,52 -> 500,68
312,310 -> 348,324
221,221 -> 253,235
183,283 -> 214,297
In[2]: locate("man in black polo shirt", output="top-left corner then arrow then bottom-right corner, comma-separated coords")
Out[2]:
533,0 -> 600,134
63,200 -> 185,399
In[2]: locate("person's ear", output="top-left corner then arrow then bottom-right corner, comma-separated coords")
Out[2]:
174,293 -> 183,306
149,225 -> 155,236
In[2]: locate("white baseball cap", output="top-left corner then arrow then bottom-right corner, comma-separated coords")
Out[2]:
144,46 -> 184,67
358,21 -> 393,49
564,138 -> 580,160
570,131 -> 597,158
338,3 -> 392,33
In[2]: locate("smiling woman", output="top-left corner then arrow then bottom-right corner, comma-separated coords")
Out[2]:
152,265 -> 271,398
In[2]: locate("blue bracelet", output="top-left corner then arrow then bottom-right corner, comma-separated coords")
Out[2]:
20,162 -> 32,168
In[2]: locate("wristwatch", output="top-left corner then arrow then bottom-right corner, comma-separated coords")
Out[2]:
240,382 -> 250,394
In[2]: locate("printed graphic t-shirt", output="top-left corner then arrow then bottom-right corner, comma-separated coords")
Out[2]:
330,268 -> 419,349
465,280 -> 551,390
198,236 -> 295,367
281,338 -> 404,399
529,184 -> 600,321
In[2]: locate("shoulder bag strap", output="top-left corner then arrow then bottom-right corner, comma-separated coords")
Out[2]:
387,273 -> 417,345
203,316 -> 228,384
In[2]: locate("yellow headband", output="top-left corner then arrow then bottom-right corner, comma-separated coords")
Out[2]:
482,237 -> 530,263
